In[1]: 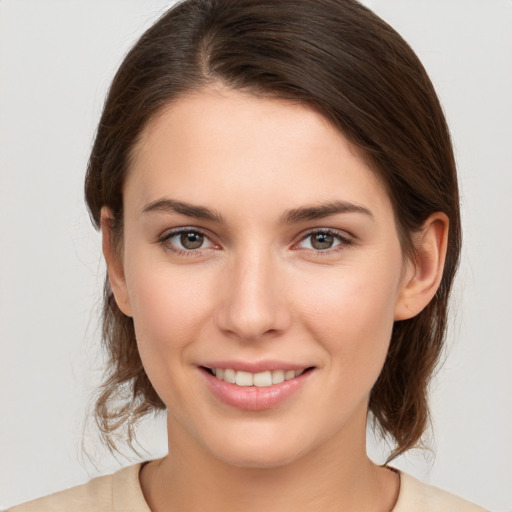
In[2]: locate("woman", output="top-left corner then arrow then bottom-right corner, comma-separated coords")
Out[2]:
8,0 -> 491,510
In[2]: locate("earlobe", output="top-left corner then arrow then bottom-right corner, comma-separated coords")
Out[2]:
100,207 -> 133,317
394,212 -> 449,321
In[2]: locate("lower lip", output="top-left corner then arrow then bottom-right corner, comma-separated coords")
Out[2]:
201,369 -> 312,411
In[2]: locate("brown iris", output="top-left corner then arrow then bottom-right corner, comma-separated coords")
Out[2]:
180,231 -> 204,249
311,232 -> 335,250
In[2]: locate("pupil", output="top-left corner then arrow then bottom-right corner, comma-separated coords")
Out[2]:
312,233 -> 333,250
181,232 -> 203,249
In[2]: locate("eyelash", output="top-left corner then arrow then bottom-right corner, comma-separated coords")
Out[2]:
157,227 -> 354,257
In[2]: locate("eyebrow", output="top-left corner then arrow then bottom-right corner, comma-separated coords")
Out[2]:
141,198 -> 224,223
141,198 -> 372,224
279,201 -> 373,224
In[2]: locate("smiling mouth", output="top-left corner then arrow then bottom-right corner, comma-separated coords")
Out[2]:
202,367 -> 313,387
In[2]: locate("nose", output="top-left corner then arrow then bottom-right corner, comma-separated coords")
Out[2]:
215,248 -> 292,342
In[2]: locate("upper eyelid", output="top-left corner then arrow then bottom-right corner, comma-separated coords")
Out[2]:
301,227 -> 350,236
296,227 -> 353,242
160,226 -> 213,239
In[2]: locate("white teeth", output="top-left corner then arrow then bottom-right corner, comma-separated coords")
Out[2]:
253,371 -> 272,387
272,369 -> 285,384
210,367 -> 307,387
223,368 -> 236,384
284,370 -> 295,380
235,371 -> 253,387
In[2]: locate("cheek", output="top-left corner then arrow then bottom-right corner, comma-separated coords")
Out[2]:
130,265 -> 217,338
296,263 -> 401,380
123,255 -> 217,392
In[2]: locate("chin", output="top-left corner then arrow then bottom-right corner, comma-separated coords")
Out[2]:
213,444 -> 304,469
198,423 -> 316,470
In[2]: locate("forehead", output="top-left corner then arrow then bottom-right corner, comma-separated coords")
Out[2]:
126,87 -> 393,221
135,86 -> 345,163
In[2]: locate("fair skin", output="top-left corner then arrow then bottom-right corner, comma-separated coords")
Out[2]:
102,86 -> 448,512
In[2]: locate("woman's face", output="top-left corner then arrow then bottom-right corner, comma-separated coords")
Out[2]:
108,87 -> 414,467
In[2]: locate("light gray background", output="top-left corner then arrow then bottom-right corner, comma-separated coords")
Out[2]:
1,1 -> 511,510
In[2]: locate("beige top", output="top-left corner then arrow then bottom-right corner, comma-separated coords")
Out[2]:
8,463 -> 489,512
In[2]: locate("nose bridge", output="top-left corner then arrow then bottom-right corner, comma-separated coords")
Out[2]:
216,243 -> 289,341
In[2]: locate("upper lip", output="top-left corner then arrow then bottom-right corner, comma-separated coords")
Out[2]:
200,360 -> 313,373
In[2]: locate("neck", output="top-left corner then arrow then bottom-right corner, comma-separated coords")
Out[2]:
139,414 -> 399,512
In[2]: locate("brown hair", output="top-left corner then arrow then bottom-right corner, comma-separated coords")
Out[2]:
85,0 -> 461,461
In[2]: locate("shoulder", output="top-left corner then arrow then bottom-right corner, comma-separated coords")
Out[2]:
394,471 -> 490,512
7,463 -> 150,512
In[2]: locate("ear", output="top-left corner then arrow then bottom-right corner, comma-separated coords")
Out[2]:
394,212 -> 449,321
100,207 -> 133,317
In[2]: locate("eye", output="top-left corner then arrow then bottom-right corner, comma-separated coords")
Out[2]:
159,228 -> 216,254
296,229 -> 351,252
